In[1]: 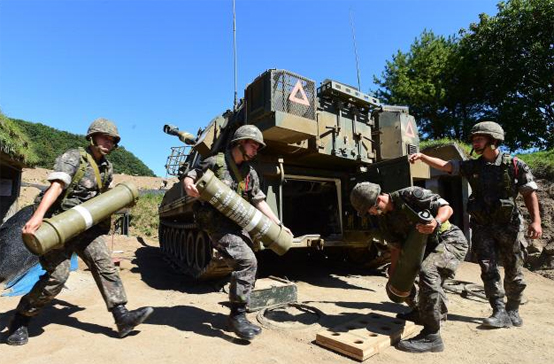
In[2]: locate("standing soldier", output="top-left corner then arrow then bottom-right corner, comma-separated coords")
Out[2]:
183,125 -> 292,340
6,118 -> 153,346
350,183 -> 468,353
409,121 -> 542,328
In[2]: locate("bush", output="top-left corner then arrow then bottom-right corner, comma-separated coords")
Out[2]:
128,193 -> 163,238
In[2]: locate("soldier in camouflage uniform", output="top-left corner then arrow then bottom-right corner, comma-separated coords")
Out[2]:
183,124 -> 291,340
410,121 -> 542,329
6,118 -> 153,346
350,183 -> 468,353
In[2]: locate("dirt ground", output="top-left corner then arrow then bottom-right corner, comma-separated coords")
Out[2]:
3,168 -> 554,363
1,235 -> 554,364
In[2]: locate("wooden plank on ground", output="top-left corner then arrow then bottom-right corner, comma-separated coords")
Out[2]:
316,312 -> 420,361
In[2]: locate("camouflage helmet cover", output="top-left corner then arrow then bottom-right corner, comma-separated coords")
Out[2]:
86,118 -> 121,144
350,182 -> 381,217
470,121 -> 504,142
230,125 -> 266,149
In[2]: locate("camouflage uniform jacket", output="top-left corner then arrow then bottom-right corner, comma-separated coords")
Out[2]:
450,152 -> 538,227
36,147 -> 113,215
186,151 -> 266,232
375,187 -> 452,249
19,148 -> 126,316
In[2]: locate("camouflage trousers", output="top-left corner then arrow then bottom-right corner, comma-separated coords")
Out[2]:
208,230 -> 257,306
471,221 -> 527,304
195,203 -> 258,306
17,226 -> 127,317
416,226 -> 468,332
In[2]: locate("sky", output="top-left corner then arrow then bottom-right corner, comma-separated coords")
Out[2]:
0,0 -> 499,177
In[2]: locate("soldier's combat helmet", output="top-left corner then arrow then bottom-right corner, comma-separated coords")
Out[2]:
350,182 -> 381,217
86,118 -> 121,145
470,121 -> 504,142
230,125 -> 266,149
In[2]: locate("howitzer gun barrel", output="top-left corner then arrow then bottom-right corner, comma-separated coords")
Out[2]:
195,169 -> 292,255
386,209 -> 433,303
23,182 -> 139,256
163,124 -> 196,145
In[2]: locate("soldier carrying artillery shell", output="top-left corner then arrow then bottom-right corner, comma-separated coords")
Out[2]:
183,124 -> 292,341
5,118 -> 153,346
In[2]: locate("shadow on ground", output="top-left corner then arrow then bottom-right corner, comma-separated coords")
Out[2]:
131,243 -> 384,293
0,299 -> 251,344
131,246 -> 225,294
0,298 -> 117,342
256,248 -> 384,292
145,304 -> 250,345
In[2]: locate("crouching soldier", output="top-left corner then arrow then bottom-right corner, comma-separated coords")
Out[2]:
6,118 -> 152,346
350,182 -> 468,353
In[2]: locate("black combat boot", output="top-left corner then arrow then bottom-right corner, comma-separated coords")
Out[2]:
233,304 -> 261,335
6,313 -> 31,346
228,304 -> 261,340
396,328 -> 444,353
483,298 -> 512,328
247,320 -> 262,335
506,300 -> 523,327
111,304 -> 154,338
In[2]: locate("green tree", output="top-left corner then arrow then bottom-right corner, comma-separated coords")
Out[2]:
373,30 -> 461,139
458,0 -> 554,149
374,0 -> 554,149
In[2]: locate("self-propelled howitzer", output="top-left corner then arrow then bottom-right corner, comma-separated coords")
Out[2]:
158,69 -> 430,279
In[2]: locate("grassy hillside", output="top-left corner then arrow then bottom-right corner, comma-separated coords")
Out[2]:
516,150 -> 554,181
6,117 -> 155,176
0,111 -> 40,165
420,138 -> 472,156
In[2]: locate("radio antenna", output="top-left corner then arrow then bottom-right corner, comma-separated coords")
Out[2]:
232,0 -> 238,111
349,8 -> 362,91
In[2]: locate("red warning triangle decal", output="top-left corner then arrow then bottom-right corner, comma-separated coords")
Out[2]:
288,80 -> 310,106
405,120 -> 416,138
